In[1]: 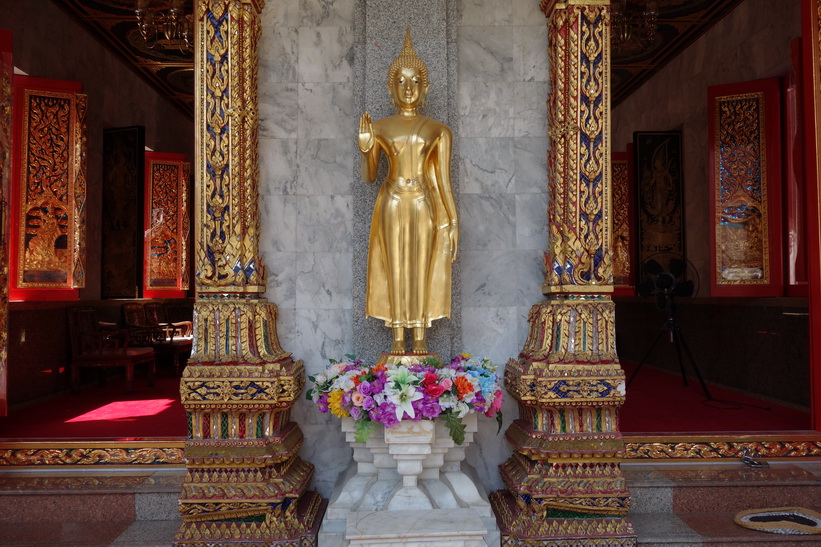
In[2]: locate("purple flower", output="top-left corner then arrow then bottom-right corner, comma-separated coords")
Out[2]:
358,381 -> 374,396
361,395 -> 376,411
372,402 -> 400,428
412,396 -> 441,419
350,406 -> 363,420
317,394 -> 330,413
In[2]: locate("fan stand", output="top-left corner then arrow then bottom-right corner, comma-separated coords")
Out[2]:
626,290 -> 713,400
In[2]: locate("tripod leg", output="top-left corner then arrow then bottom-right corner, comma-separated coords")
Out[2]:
671,329 -> 690,386
627,328 -> 665,387
674,325 -> 713,400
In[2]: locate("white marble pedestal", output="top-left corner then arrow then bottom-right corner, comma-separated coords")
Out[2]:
317,414 -> 499,546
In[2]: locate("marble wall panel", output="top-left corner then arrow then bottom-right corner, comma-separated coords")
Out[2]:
458,81 -> 515,137
260,27 -> 298,83
297,83 -> 353,139
298,27 -> 354,83
259,195 -> 298,252
460,194 -> 516,250
259,138 -> 298,195
513,137 -> 549,193
295,252 -> 353,310
458,26 -> 516,81
261,251 -> 296,310
300,0 -> 356,26
259,83 -> 299,138
457,0 -> 511,26
460,137 -> 515,194
296,139 -> 354,196
515,192 -> 549,249
295,195 -> 353,253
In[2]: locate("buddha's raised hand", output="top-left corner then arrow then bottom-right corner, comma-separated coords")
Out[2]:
358,111 -> 374,153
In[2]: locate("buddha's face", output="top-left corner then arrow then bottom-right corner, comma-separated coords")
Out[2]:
391,66 -> 427,108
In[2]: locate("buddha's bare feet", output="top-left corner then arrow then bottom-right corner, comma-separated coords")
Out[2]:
411,340 -> 428,354
390,340 -> 405,354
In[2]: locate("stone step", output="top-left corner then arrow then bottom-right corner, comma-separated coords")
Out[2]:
626,461 -> 821,545
625,461 -> 821,514
0,468 -> 184,523
0,462 -> 820,546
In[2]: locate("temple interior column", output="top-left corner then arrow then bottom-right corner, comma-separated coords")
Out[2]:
175,1 -> 325,544
490,1 -> 635,544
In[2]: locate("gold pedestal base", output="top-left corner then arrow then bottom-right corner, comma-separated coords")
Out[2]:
376,352 -> 440,365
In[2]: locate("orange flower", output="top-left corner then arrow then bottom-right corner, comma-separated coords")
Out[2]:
453,376 -> 474,400
372,363 -> 387,374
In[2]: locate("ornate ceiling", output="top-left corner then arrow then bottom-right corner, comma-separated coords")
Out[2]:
50,0 -> 744,118
52,0 -> 195,118
611,0 -> 744,106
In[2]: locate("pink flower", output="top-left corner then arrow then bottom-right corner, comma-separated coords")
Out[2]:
439,378 -> 452,390
485,389 -> 503,417
351,391 -> 366,407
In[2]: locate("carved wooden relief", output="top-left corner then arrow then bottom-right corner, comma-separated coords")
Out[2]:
708,78 -> 783,296
11,76 -> 86,299
144,152 -> 189,298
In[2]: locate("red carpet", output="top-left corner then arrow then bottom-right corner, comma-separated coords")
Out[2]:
620,361 -> 811,433
0,375 -> 187,439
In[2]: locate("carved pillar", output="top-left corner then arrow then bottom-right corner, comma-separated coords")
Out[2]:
175,1 -> 325,545
490,1 -> 635,544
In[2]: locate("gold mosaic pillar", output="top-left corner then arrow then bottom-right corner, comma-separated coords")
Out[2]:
490,1 -> 634,544
175,1 -> 325,545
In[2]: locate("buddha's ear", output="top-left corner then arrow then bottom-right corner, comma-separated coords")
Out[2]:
387,81 -> 398,108
420,82 -> 429,108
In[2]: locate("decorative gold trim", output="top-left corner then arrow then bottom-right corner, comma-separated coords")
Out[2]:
0,435 -> 817,467
0,441 -> 185,466
623,434 -> 821,459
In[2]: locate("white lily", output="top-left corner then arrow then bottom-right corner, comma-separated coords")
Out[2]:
387,384 -> 423,420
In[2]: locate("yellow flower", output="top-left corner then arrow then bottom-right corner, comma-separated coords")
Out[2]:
328,390 -> 349,418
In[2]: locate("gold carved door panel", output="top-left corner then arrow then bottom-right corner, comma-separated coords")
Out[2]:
10,75 -> 86,300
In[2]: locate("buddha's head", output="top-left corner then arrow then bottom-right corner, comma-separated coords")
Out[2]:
387,28 -> 429,109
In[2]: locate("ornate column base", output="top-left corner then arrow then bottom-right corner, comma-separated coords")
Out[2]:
175,297 -> 326,546
491,297 -> 635,545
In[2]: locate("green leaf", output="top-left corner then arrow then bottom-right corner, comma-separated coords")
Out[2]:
308,375 -> 316,383
345,354 -> 357,361
305,389 -> 314,400
422,356 -> 443,369
354,419 -> 375,443
444,411 -> 466,445
496,411 -> 503,434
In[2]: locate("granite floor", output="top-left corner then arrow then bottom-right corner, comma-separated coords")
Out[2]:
0,461 -> 818,545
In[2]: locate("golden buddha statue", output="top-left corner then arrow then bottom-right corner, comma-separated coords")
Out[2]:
359,29 -> 458,355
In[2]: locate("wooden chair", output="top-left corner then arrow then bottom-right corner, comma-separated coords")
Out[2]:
122,302 -> 193,375
68,307 -> 156,394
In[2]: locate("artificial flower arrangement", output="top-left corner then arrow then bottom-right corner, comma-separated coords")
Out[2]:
307,354 -> 503,444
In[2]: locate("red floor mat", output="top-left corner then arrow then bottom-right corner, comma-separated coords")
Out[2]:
620,361 -> 811,433
0,375 -> 186,439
